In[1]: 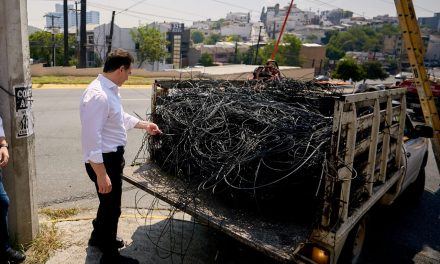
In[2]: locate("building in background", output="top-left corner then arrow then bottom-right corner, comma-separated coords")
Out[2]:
45,3 -> 99,30
418,13 -> 440,32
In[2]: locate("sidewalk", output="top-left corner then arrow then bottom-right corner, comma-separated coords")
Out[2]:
37,187 -> 216,264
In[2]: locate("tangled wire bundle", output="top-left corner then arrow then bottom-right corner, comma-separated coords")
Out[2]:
148,79 -> 340,217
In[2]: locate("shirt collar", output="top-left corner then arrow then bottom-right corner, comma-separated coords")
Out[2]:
97,74 -> 119,92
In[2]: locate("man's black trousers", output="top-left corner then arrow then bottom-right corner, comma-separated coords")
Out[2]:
85,146 -> 125,253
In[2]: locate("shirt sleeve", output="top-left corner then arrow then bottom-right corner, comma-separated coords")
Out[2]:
123,111 -> 140,130
0,117 -> 5,137
80,91 -> 108,163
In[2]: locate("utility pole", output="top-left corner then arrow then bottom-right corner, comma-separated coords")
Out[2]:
69,1 -> 80,65
63,0 -> 69,66
79,0 -> 87,68
106,11 -> 116,58
0,0 -> 39,246
254,24 -> 263,65
44,14 -> 60,67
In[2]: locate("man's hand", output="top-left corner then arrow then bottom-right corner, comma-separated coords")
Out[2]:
90,162 -> 112,194
146,122 -> 161,135
0,146 -> 9,168
96,173 -> 112,194
135,121 -> 162,135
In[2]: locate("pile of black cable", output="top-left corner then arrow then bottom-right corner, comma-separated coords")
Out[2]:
148,79 -> 338,221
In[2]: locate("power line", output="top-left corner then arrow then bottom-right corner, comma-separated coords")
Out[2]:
210,0 -> 260,14
88,2 -> 195,22
125,0 -> 211,20
116,0 -> 149,15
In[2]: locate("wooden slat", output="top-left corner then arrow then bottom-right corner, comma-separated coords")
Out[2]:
338,104 -> 357,222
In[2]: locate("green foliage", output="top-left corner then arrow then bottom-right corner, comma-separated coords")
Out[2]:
384,58 -> 398,74
199,53 -> 214,66
322,31 -> 338,45
29,31 -> 76,66
304,34 -> 319,43
204,33 -> 222,45
332,57 -> 366,82
236,47 -> 255,64
224,35 -> 243,42
326,45 -> 346,60
362,61 -> 389,81
259,34 -> 302,66
130,26 -> 168,68
191,30 -> 204,44
325,25 -> 400,61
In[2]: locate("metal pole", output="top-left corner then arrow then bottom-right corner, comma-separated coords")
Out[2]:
79,0 -> 87,68
254,25 -> 263,65
270,0 -> 294,60
106,11 -> 115,58
52,15 -> 56,67
63,0 -> 69,66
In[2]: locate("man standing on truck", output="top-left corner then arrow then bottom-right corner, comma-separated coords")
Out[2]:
80,48 -> 161,264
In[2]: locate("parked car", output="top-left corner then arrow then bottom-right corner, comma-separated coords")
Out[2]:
395,72 -> 412,80
314,75 -> 330,81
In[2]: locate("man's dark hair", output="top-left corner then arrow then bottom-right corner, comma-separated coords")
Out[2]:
103,48 -> 134,73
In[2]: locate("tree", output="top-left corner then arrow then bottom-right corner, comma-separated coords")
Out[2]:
191,30 -> 204,44
332,57 -> 366,82
235,47 -> 255,64
29,31 -> 76,66
362,61 -> 389,82
130,26 -> 168,69
282,34 -> 302,66
304,34 -> 319,43
259,34 -> 302,66
204,33 -> 222,45
199,53 -> 214,66
224,35 -> 242,42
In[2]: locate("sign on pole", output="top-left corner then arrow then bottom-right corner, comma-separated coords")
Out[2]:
14,84 -> 34,138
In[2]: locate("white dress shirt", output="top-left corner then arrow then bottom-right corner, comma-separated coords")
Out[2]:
0,116 -> 5,137
80,74 -> 139,163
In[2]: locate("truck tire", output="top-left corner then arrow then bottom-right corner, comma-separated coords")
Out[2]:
339,217 -> 368,264
405,167 -> 426,202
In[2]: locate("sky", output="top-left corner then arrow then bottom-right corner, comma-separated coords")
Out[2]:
27,0 -> 439,29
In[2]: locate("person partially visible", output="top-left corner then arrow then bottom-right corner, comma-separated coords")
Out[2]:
80,48 -> 161,264
0,116 -> 26,264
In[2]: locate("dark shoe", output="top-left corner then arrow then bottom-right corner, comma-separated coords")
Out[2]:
100,252 -> 139,264
89,236 -> 125,250
0,248 -> 26,264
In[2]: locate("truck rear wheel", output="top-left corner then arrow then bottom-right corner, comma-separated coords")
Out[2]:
339,217 -> 367,264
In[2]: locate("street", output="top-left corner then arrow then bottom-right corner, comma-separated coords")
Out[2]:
32,88 -> 440,263
33,88 -> 150,206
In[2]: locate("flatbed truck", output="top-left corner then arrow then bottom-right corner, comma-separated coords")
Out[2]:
123,80 -> 433,264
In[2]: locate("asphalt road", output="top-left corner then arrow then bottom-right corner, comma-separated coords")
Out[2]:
32,87 -> 440,263
32,88 -> 150,206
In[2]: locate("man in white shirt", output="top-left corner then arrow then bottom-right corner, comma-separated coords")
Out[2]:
0,116 -> 26,263
80,48 -> 161,264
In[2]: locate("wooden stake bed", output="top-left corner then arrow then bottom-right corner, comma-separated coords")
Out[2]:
123,162 -> 313,263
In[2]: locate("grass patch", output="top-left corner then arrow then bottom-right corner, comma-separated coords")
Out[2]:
39,207 -> 81,220
24,223 -> 64,264
31,75 -> 154,85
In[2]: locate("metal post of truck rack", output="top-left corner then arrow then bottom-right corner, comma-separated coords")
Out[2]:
366,98 -> 380,195
395,0 -> 440,173
338,103 -> 357,222
379,96 -> 393,182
